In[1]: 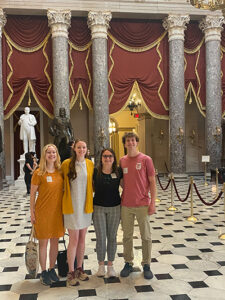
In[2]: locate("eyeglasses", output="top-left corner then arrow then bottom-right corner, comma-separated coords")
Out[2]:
102,155 -> 113,158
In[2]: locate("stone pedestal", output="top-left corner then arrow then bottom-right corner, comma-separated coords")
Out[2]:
14,155 -> 25,187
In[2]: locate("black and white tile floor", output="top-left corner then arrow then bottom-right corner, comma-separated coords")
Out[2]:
0,179 -> 225,299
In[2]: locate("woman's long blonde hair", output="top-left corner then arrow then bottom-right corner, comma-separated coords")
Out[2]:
38,144 -> 61,175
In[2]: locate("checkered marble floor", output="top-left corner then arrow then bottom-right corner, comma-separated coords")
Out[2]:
0,178 -> 225,300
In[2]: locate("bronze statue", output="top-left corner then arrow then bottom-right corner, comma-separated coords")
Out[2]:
49,108 -> 74,162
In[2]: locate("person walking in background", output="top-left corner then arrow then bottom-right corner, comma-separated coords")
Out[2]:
119,132 -> 156,280
24,152 -> 37,195
30,144 -> 64,286
61,139 -> 94,287
93,148 -> 123,278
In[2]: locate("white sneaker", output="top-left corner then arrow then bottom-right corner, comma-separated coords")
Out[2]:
107,265 -> 116,278
96,265 -> 106,277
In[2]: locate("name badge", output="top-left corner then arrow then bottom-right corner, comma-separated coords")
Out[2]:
136,163 -> 142,170
123,168 -> 128,174
111,173 -> 117,179
47,176 -> 52,182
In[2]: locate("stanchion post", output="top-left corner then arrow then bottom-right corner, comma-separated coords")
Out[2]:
155,169 -> 160,203
204,162 -> 208,186
187,176 -> 197,223
167,173 -> 177,211
219,183 -> 225,240
216,168 -> 219,198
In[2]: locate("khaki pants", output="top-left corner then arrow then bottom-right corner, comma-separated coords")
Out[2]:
121,206 -> 152,265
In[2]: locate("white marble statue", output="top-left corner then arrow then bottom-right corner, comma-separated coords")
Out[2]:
18,107 -> 37,154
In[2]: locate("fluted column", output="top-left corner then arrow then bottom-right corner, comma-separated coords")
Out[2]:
199,16 -> 224,170
88,11 -> 112,162
163,14 -> 190,175
0,10 -> 6,187
47,10 -> 71,118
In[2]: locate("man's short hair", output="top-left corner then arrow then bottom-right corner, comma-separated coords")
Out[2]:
122,132 -> 139,145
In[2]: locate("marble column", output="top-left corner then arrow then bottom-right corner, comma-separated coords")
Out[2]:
47,10 -> 71,118
88,11 -> 112,163
199,16 -> 224,170
0,10 -> 6,188
163,14 -> 190,176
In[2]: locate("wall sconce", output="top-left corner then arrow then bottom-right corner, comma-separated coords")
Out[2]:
159,129 -> 164,144
176,127 -> 184,143
109,121 -> 116,134
213,126 -> 221,142
189,129 -> 196,145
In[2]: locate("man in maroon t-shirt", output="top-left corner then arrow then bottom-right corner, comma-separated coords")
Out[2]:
120,132 -> 156,279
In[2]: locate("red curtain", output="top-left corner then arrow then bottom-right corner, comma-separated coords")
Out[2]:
184,22 -> 206,115
68,18 -> 92,109
2,15 -> 53,119
108,20 -> 169,118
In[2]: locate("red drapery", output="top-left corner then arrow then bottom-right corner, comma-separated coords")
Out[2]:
108,20 -> 169,119
68,18 -> 92,109
2,15 -> 53,119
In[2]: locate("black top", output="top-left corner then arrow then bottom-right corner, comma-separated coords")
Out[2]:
93,167 -> 123,207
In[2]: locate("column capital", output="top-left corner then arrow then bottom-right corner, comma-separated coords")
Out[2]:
199,16 -> 224,42
163,14 -> 190,42
47,9 -> 71,38
87,11 -> 112,39
0,9 -> 7,38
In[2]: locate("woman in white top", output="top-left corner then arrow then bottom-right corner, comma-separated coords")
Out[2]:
61,139 -> 94,287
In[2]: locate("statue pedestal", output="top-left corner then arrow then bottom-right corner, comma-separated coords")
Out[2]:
15,154 -> 25,187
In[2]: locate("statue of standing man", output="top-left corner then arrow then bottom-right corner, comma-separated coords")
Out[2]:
18,107 -> 37,154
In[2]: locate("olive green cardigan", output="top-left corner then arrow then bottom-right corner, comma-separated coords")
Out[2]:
61,158 -> 94,214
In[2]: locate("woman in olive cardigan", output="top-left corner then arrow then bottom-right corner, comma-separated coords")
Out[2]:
61,139 -> 94,287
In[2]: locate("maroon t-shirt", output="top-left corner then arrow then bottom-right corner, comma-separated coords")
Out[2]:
120,152 -> 155,207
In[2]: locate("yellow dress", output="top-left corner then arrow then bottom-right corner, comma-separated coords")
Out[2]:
31,169 -> 65,239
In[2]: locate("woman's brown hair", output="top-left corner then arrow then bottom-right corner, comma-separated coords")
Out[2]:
68,139 -> 87,181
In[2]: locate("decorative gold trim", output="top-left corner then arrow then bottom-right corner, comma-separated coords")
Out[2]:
42,38 -> 53,106
184,38 -> 204,54
69,44 -> 75,103
184,55 -> 187,73
4,40 -> 13,110
156,42 -> 168,111
108,31 -> 167,52
110,80 -> 169,120
185,82 -> 205,117
4,80 -> 53,120
68,40 -> 91,51
108,40 -> 115,104
3,30 -> 51,53
85,47 -> 92,109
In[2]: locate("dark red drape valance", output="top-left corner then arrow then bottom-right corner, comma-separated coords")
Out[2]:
2,15 -> 53,119
69,17 -> 91,46
109,19 -> 165,47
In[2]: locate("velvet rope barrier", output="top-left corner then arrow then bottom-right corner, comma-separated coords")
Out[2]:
172,179 -> 191,203
156,174 -> 171,191
193,183 -> 223,206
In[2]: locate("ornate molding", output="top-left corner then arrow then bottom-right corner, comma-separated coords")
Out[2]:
0,9 -> 6,38
87,11 -> 112,39
47,9 -> 71,38
163,14 -> 190,42
199,16 -> 224,42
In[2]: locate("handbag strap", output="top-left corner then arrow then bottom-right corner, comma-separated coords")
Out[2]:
29,225 -> 36,242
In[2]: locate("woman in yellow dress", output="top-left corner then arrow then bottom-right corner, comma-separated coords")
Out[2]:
30,144 -> 64,286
